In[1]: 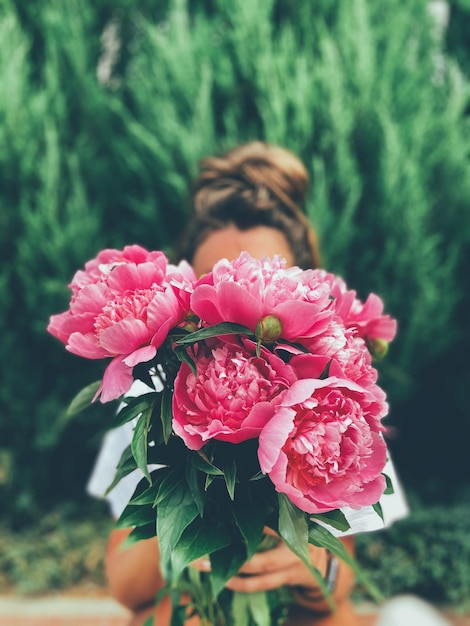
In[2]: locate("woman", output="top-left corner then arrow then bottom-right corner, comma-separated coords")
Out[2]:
88,142 -> 408,626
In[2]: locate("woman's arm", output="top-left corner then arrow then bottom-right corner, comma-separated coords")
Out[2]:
105,528 -> 166,611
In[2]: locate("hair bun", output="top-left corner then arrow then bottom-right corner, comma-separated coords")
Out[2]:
193,141 -> 309,218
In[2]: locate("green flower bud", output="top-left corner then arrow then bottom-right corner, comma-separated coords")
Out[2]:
367,337 -> 389,361
180,312 -> 200,334
255,315 -> 283,343
181,320 -> 199,334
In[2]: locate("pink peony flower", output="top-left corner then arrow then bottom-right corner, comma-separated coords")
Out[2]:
306,327 -> 379,391
172,338 -> 296,450
190,253 -> 334,344
335,335 -> 380,390
48,247 -> 195,402
316,271 -> 397,343
166,260 -> 197,312
69,245 -> 168,293
258,359 -> 388,513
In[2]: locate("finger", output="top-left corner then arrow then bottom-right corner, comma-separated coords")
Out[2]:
226,564 -> 299,593
243,541 -> 327,575
262,526 -> 280,538
236,542 -> 299,575
190,557 -> 211,572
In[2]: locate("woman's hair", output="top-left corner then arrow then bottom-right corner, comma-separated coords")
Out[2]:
176,141 -> 321,269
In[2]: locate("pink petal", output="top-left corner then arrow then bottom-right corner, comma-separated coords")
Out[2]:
49,311 -> 97,342
357,294 -> 384,320
167,260 -> 197,282
97,357 -> 134,403
258,407 -> 295,473
70,283 -> 110,315
287,354 -> 332,380
47,311 -> 75,343
280,379 -> 321,407
123,344 -> 157,367
216,282 -> 263,328
67,332 -> 108,359
172,417 -> 204,451
273,301 -> 332,339
333,289 -> 357,320
147,289 -> 181,330
190,284 -> 222,324
213,401 -> 278,443
107,261 -> 164,292
99,318 -> 150,355
366,317 -> 397,341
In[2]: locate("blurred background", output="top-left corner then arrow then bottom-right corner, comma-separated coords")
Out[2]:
1,0 -> 469,610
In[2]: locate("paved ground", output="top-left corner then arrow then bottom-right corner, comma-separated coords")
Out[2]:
0,595 -> 468,626
0,596 -> 129,626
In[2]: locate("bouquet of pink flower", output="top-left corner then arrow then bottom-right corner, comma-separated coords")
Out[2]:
48,245 -> 397,626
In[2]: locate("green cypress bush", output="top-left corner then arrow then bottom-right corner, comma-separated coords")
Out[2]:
356,503 -> 470,608
1,0 -> 469,524
446,0 -> 470,79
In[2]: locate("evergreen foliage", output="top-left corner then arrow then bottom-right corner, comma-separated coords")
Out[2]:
1,0 -> 469,527
356,503 -> 470,608
446,0 -> 470,79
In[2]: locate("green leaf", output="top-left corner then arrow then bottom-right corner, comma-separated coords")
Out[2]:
175,322 -> 253,345
154,467 -> 184,505
105,445 -> 137,495
278,494 -> 308,555
186,462 -> 206,517
210,541 -> 247,596
231,484 -> 265,559
256,534 -> 280,552
191,451 -> 224,476
174,345 -> 197,377
129,472 -> 167,506
223,456 -> 237,501
115,502 -> 156,529
310,509 -> 351,532
131,404 -> 153,483
247,591 -> 271,626
308,523 -> 352,561
308,523 -> 384,603
278,494 -> 332,607
122,522 -> 157,547
248,471 -> 265,481
113,393 -> 159,428
160,385 -> 173,444
372,501 -> 384,520
383,472 -> 394,495
65,381 -> 101,417
170,599 -> 187,626
206,473 -> 218,490
232,592 -> 251,626
170,515 -> 231,581
156,473 -> 199,580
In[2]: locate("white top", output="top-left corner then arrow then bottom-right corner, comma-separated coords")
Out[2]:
87,381 -> 409,533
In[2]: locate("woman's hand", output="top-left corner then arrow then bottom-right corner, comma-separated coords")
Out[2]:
225,539 -> 329,593
191,530 -> 356,614
192,527 -> 326,593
